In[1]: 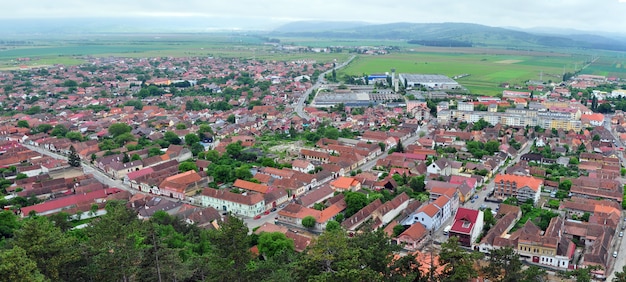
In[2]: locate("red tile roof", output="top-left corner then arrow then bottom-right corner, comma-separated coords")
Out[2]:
450,208 -> 480,234
233,179 -> 270,194
494,174 -> 543,191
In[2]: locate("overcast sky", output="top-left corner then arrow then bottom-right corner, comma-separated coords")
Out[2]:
4,0 -> 626,33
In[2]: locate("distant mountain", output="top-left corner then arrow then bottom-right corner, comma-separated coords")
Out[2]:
273,21 -> 370,33
272,22 -> 626,51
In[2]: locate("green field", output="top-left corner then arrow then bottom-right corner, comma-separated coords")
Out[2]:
1,35 -> 625,96
339,50 -> 598,96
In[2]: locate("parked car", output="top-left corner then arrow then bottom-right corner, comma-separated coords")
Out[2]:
471,199 -> 475,203
620,232 -> 623,237
474,195 -> 479,200
253,215 -> 261,220
614,251 -> 618,258
271,207 -> 277,212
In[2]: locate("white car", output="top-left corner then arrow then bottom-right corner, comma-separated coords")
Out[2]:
614,251 -> 618,258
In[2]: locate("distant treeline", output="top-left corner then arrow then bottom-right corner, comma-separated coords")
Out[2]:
407,40 -> 473,47
0,40 -> 34,45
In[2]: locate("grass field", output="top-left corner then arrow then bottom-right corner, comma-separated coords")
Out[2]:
339,50 -> 596,96
1,35 -> 625,95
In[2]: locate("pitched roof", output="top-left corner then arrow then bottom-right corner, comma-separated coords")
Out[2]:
450,208 -> 479,234
494,174 -> 543,191
233,179 -> 270,194
398,223 -> 427,241
201,188 -> 264,206
419,203 -> 440,217
330,176 -> 358,190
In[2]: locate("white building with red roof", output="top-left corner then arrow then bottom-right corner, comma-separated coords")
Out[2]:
448,207 -> 484,247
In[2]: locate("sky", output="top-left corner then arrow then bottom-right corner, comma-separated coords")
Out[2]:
4,0 -> 626,33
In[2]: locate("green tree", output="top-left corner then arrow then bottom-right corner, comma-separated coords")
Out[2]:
482,247 -> 522,282
65,131 -> 83,141
35,123 -> 53,133
438,236 -> 483,282
0,210 -> 20,240
302,216 -> 316,228
325,220 -> 341,232
114,132 -> 136,146
13,217 -> 80,281
108,123 -> 132,137
227,114 -> 236,123
184,133 -> 200,145
395,139 -> 404,153
175,123 -> 187,130
483,208 -> 496,230
179,162 -> 198,172
344,191 -> 368,218
613,265 -> 626,282
131,154 -> 141,161
122,152 -> 130,163
0,246 -> 46,282
393,224 -> 407,237
50,124 -> 69,137
207,215 -> 252,282
68,145 -> 81,167
163,131 -> 181,145
17,120 -> 29,128
409,175 -> 426,193
258,232 -> 295,259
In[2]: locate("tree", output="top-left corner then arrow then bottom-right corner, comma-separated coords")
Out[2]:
184,133 -> 200,145
302,216 -> 316,228
131,154 -> 141,161
483,208 -> 496,230
613,265 -> 626,282
325,220 -> 341,232
344,191 -> 368,218
227,114 -> 236,123
68,145 -> 81,167
35,123 -> 53,133
409,175 -> 426,192
0,210 -> 20,240
17,120 -> 29,128
258,232 -> 295,259
108,123 -> 131,137
438,237 -> 483,282
175,123 -> 187,130
122,152 -> 130,163
65,131 -> 83,141
163,131 -> 181,145
207,215 -> 252,281
50,124 -> 68,137
178,162 -> 198,172
13,217 -> 80,281
482,247 -> 522,282
395,139 -> 404,153
0,247 -> 46,282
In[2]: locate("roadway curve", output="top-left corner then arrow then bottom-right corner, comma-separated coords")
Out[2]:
294,55 -> 356,121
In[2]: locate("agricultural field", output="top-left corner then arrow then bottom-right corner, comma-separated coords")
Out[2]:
0,35 -> 348,70
339,49 -> 596,96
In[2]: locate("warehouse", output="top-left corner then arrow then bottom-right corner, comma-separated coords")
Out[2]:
399,74 -> 460,90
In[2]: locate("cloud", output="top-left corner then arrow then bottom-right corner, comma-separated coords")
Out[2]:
1,0 -> 625,33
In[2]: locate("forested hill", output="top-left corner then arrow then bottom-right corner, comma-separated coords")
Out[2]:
272,21 -> 626,51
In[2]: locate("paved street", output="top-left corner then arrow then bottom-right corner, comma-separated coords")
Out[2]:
23,143 -> 150,197
294,55 -> 356,120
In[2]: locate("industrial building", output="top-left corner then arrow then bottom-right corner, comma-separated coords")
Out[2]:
399,74 -> 460,90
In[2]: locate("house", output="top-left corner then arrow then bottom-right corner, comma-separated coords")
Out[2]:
297,184 -> 335,208
427,158 -> 452,176
448,208 -> 484,247
159,170 -> 207,200
276,199 -> 346,232
107,160 -> 144,179
478,204 -> 522,253
396,223 -> 428,251
494,174 -> 543,204
263,188 -> 289,210
341,199 -> 383,232
233,179 -> 271,194
291,159 -> 314,173
516,217 -> 575,269
329,176 -> 361,192
200,188 -> 265,217
19,188 -> 124,217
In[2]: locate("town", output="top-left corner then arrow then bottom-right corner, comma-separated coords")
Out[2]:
2,51 -> 626,281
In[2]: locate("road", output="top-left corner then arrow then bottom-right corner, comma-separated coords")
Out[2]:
604,115 -> 626,281
432,140 -> 534,242
294,55 -> 356,120
23,143 -> 148,197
